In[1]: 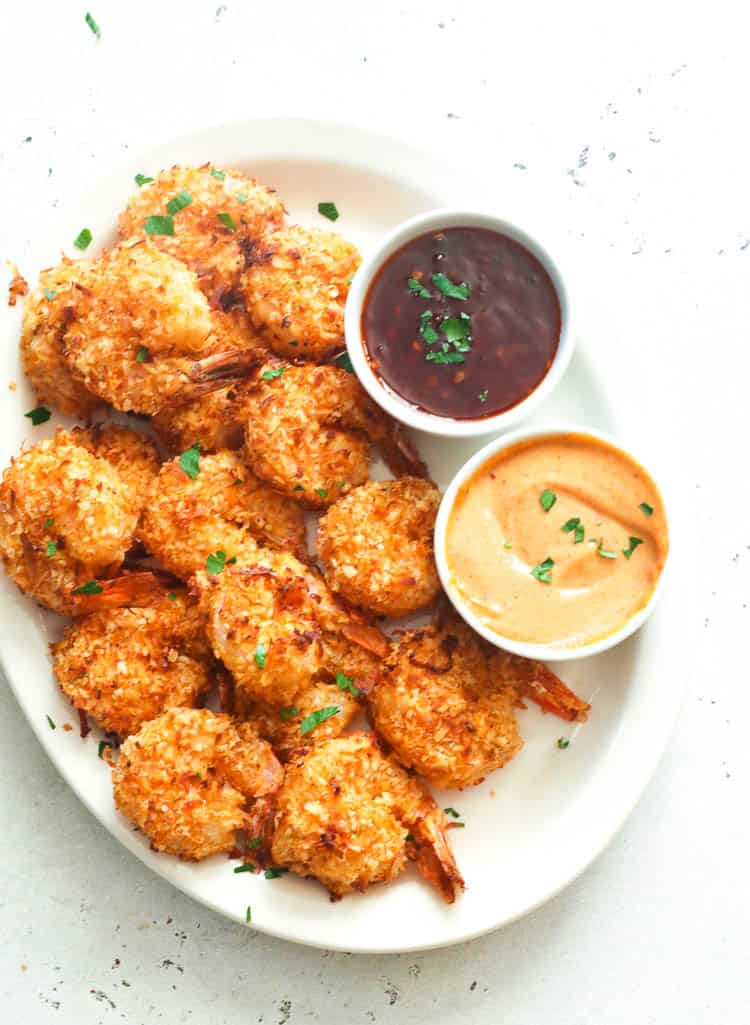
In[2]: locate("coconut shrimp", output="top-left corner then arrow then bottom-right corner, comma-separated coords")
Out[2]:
318,477 -> 441,617
370,617 -> 590,789
0,429 -> 152,613
238,362 -> 426,509
72,424 -> 161,511
118,164 -> 285,304
242,225 -> 360,361
52,589 -> 212,739
113,707 -> 283,861
20,258 -> 102,418
139,449 -> 306,580
60,241 -> 258,415
152,386 -> 243,454
266,732 -> 464,901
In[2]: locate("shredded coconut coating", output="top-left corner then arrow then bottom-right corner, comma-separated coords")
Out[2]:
318,477 -> 441,617
72,424 -> 161,512
271,732 -> 464,901
370,619 -> 523,789
20,258 -> 101,417
113,707 -> 283,860
139,450 -> 306,580
0,429 -> 141,612
152,386 -> 244,454
243,225 -> 360,360
52,590 -> 211,738
118,164 -> 285,303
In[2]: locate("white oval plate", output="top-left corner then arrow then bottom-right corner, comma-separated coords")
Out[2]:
0,118 -> 689,953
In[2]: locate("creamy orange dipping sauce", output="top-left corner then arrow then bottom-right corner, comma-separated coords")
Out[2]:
445,433 -> 669,647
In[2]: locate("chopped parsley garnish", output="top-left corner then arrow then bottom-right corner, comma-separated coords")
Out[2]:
639,502 -> 654,517
478,389 -> 489,403
167,592 -> 177,601
144,214 -> 174,236
25,406 -> 51,426
73,228 -> 93,250
503,541 -> 513,550
300,706 -> 340,735
247,838 -> 263,850
260,366 -> 286,381
44,289 -> 58,301
444,807 -> 461,818
407,277 -> 431,299
531,557 -> 554,583
46,714 -> 56,730
245,905 -> 252,922
315,488 -> 329,500
335,671 -> 360,698
234,863 -> 255,874
72,580 -> 103,595
218,212 -> 237,231
43,518 -> 54,530
292,485 -> 305,492
335,351 -> 354,373
440,312 -> 471,345
597,544 -> 617,559
135,346 -> 148,363
45,541 -> 57,558
623,536 -> 643,560
562,517 -> 579,532
318,202 -> 339,221
425,350 -> 464,363
178,442 -> 200,480
206,550 -> 231,575
540,489 -> 557,512
264,867 -> 288,880
98,740 -> 112,758
134,173 -> 154,187
557,737 -> 570,749
166,190 -> 193,215
432,272 -> 471,300
419,310 -> 439,345
85,12 -> 101,38
210,167 -> 226,179
279,705 -> 298,721
574,523 -> 585,544
235,193 -> 247,203
254,644 -> 267,669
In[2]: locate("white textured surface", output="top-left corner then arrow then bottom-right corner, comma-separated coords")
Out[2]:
0,1 -> 746,1022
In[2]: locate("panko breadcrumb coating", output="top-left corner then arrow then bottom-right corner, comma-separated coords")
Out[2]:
72,424 -> 160,511
270,732 -> 464,901
238,362 -> 426,509
370,619 -> 523,789
243,225 -> 360,360
20,258 -> 101,418
113,708 -> 283,860
318,477 -> 441,617
118,164 -> 285,303
152,386 -> 244,454
0,429 -> 142,612
139,449 -> 306,580
52,590 -> 212,738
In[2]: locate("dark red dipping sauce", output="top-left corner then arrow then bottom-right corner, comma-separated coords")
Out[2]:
361,227 -> 561,420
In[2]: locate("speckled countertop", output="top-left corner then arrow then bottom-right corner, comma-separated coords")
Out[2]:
1,2 -> 747,1022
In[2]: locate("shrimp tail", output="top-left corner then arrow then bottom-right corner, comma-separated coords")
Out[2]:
380,424 -> 430,480
242,794 -> 277,869
408,808 -> 465,904
190,349 -> 264,384
518,664 -> 591,722
72,571 -> 165,614
341,620 -> 391,659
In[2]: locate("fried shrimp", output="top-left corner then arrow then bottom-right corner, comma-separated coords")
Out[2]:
239,363 -> 426,508
72,424 -> 160,510
139,449 -> 306,580
52,589 -> 212,738
152,386 -> 243,454
242,225 -> 360,361
318,477 -> 441,617
118,164 -> 285,303
113,708 -> 283,861
0,429 -> 144,612
20,258 -> 101,418
268,732 -> 464,901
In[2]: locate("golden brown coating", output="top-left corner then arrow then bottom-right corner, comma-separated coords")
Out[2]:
152,386 -> 244,454
20,259 -> 101,418
243,225 -> 360,360
270,732 -> 464,901
0,429 -> 142,612
238,362 -> 426,509
318,477 -> 441,617
72,424 -> 161,511
113,708 -> 283,860
52,590 -> 212,738
139,450 -> 306,580
118,164 -> 285,303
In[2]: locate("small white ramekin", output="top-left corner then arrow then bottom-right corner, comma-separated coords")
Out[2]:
433,423 -> 670,661
344,208 -> 575,437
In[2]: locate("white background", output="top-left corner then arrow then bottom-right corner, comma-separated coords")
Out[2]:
0,1 -> 747,1022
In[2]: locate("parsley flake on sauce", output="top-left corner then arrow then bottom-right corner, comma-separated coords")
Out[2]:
441,314 -> 472,345
419,310 -> 439,345
623,536 -> 643,560
318,202 -> 339,221
72,580 -> 103,596
135,173 -> 154,187
478,390 -> 489,403
278,705 -> 298,721
166,190 -> 193,215
300,706 -> 340,735
597,544 -> 618,559
425,350 -> 464,364
540,489 -> 557,512
335,671 -> 360,698
432,272 -> 471,300
255,644 -> 267,669
218,212 -> 237,231
73,228 -> 93,250
178,442 -> 200,480
144,215 -> 174,236
45,541 -> 57,558
135,346 -> 149,363
574,523 -> 585,544
206,550 -> 229,575
407,277 -> 432,299
25,406 -> 51,426
85,12 -> 101,38
260,366 -> 286,381
531,557 -> 554,583
639,502 -> 654,517
562,517 -> 580,533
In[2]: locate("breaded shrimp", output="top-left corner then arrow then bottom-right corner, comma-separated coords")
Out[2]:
61,241 -> 256,415
238,362 -> 426,509
139,449 -> 306,580
20,258 -> 101,418
269,732 -> 464,901
52,589 -> 212,738
113,708 -> 283,860
242,225 -> 360,360
0,429 -> 144,612
152,387 -> 243,454
318,477 -> 441,617
72,424 -> 160,511
118,164 -> 285,303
